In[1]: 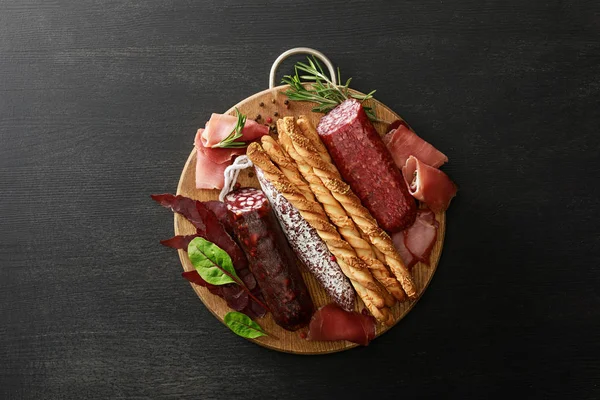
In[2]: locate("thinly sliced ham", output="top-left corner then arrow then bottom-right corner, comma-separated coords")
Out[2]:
402,156 -> 457,212
404,209 -> 438,265
384,125 -> 448,169
307,304 -> 376,346
195,146 -> 227,189
392,231 -> 417,270
194,115 -> 268,190
201,113 -> 268,148
194,128 -> 246,165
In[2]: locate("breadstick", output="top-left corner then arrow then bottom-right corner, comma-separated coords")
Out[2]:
261,136 -> 315,202
278,117 -> 405,303
288,116 -> 417,299
246,143 -> 390,320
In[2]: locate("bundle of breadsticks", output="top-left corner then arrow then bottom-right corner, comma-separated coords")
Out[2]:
247,116 -> 416,326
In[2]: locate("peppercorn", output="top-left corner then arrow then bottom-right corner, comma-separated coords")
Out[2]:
255,114 -> 261,121
274,111 -> 279,117
271,98 -> 276,104
284,99 -> 289,105
259,102 -> 264,107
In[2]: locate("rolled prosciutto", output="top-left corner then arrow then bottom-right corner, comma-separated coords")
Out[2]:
383,124 -> 448,169
200,113 -> 268,148
402,156 -> 457,213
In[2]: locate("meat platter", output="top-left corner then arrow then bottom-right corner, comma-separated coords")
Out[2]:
154,48 -> 455,354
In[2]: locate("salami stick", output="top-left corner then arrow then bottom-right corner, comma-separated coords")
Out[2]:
255,167 -> 356,311
246,143 -> 392,324
287,117 -> 417,299
277,118 -> 405,303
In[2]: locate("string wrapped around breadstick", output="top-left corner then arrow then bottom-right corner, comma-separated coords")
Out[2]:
291,116 -> 417,299
246,143 -> 393,324
277,117 -> 405,303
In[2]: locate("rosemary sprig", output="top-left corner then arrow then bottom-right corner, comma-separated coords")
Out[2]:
282,56 -> 378,121
212,108 -> 247,149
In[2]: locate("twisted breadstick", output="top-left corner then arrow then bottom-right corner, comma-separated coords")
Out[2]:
246,143 -> 391,322
261,136 -> 315,202
277,118 -> 406,303
289,117 -> 417,299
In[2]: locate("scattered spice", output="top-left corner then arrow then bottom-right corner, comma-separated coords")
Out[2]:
271,98 -> 276,104
259,102 -> 264,107
266,117 -> 273,123
284,99 -> 289,105
255,114 -> 261,121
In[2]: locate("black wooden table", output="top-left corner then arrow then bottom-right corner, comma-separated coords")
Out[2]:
1,1 -> 599,398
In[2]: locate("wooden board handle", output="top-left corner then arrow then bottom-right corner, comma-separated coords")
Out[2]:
269,47 -> 337,89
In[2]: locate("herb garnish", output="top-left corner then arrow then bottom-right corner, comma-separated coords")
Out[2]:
212,108 -> 247,149
224,311 -> 267,339
187,237 -> 268,311
281,56 -> 378,121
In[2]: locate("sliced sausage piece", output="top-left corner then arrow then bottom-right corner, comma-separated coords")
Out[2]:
225,188 -> 314,331
256,168 -> 356,311
317,99 -> 417,233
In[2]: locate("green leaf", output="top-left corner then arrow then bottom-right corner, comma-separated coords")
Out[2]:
224,311 -> 267,339
187,237 -> 241,286
213,108 -> 247,149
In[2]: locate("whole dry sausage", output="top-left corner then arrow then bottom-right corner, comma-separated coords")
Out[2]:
317,99 -> 416,232
225,187 -> 314,331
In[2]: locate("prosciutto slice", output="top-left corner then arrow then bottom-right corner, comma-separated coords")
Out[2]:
194,115 -> 268,190
200,113 -> 268,148
307,304 -> 376,346
384,125 -> 448,169
195,144 -> 228,190
194,128 -> 246,165
391,209 -> 439,268
402,156 -> 457,212
404,209 -> 438,264
391,231 -> 417,270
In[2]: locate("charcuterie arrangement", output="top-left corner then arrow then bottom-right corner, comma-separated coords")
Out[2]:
152,50 -> 457,353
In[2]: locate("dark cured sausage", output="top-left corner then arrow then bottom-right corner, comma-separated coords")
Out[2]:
317,99 -> 417,233
225,188 -> 314,331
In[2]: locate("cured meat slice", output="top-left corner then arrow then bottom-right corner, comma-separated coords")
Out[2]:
151,194 -> 248,270
403,209 -> 438,265
391,231 -> 417,270
307,304 -> 376,346
225,188 -> 314,331
200,113 -> 268,148
317,99 -> 416,233
203,200 -> 233,235
194,128 -> 246,165
153,193 -> 266,318
195,144 -> 228,189
256,167 -> 355,311
402,156 -> 457,212
383,124 -> 448,169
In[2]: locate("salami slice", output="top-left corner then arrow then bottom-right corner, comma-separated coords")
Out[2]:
256,168 -> 356,311
317,99 -> 417,233
225,188 -> 314,331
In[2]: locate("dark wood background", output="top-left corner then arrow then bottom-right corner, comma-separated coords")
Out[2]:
1,0 -> 599,398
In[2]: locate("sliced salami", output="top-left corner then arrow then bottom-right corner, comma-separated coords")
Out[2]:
225,188 -> 314,331
256,168 -> 356,311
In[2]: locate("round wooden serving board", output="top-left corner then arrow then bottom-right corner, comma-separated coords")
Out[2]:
175,86 -> 446,354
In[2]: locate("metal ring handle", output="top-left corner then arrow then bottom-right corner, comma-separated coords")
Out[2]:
269,47 -> 337,89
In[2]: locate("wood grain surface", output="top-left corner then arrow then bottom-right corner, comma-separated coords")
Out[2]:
1,0 -> 600,399
175,87 -> 446,353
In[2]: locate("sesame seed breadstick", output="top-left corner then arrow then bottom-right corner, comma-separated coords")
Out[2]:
290,116 -> 417,299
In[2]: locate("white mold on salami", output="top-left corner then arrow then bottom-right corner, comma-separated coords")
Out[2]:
256,168 -> 356,311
